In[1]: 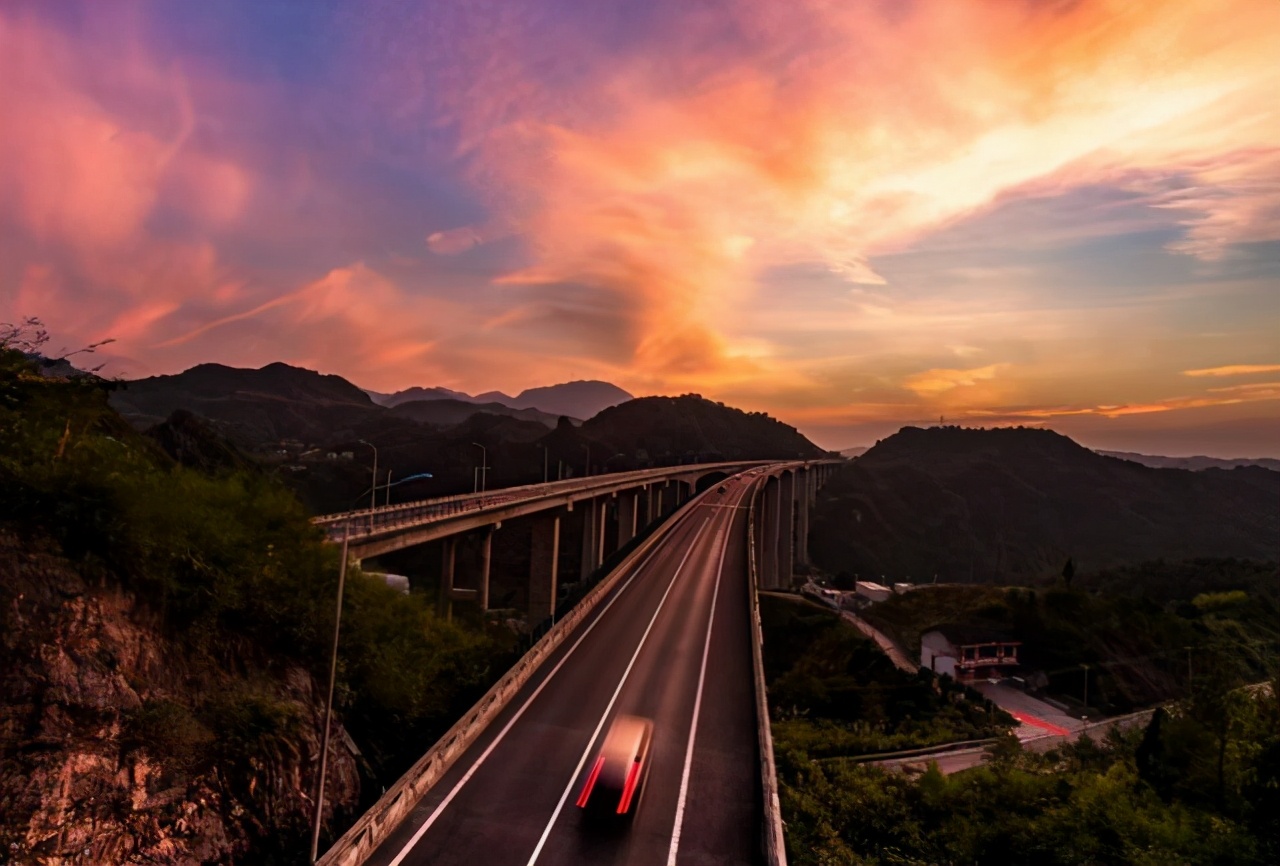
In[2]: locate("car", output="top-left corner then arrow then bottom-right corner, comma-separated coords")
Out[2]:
576,714 -> 654,818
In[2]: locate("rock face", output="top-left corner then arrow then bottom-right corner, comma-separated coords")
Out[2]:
0,532 -> 359,865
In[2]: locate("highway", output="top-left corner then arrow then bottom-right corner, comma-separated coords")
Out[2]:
364,474 -> 763,866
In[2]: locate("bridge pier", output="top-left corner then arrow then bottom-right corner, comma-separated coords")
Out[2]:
795,468 -> 810,567
618,490 -> 638,546
760,476 -> 780,589
528,510 -> 561,624
777,470 -> 795,588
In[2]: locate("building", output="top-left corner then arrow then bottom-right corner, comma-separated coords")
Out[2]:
854,580 -> 892,603
920,625 -> 1021,682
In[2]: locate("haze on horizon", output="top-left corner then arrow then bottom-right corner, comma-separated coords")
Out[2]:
2,0 -> 1278,457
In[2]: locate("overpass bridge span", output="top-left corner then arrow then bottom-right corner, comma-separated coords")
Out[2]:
311,460 -> 841,625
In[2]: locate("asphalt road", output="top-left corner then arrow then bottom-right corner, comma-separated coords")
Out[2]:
365,476 -> 763,866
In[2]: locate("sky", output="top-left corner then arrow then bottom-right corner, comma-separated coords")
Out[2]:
1,0 -> 1278,456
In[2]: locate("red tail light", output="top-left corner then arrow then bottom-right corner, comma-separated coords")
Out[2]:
576,755 -> 606,808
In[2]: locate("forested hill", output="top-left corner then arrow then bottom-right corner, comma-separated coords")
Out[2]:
582,394 -> 827,463
809,425 -> 1278,582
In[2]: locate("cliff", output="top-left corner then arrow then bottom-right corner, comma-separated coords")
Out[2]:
0,530 -> 360,865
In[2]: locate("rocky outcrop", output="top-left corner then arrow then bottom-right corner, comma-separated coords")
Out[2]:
0,531 -> 359,865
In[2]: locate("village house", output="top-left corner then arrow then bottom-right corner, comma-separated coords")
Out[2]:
920,624 -> 1021,682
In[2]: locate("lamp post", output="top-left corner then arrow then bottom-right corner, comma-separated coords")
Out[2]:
310,519 -> 351,863
356,440 -> 377,533
537,443 -> 548,484
385,469 -> 392,506
472,442 -> 487,492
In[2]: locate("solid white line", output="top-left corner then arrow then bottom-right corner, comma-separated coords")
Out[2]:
524,516 -> 713,866
385,510 -> 705,866
666,501 -> 734,866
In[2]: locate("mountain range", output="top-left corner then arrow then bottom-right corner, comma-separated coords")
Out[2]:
367,379 -> 633,421
107,362 -> 824,514
809,425 -> 1278,583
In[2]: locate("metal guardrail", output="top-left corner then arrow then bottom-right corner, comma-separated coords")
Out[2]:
315,480 -> 710,866
746,481 -> 788,866
311,461 -> 774,542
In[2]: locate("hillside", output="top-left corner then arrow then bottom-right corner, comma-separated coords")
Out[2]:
110,362 -> 395,448
582,394 -> 826,463
809,425 -> 1279,582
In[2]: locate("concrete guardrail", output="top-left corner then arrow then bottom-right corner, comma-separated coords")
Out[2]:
316,481 -> 713,866
746,482 -> 788,866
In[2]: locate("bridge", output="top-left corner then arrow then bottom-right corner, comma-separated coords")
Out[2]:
312,460 -> 839,624
315,459 -> 842,866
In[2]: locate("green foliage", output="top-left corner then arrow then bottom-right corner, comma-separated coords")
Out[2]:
763,596 -> 1010,759
781,688 -> 1279,865
861,575 -> 1279,712
0,349 -> 509,788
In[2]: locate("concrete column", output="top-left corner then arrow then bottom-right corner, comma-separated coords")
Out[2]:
656,485 -> 665,518
440,536 -> 457,619
644,484 -> 655,526
761,476 -> 779,589
529,511 -> 561,624
778,471 -> 795,588
795,470 -> 810,567
596,497 -> 608,565
618,491 -> 638,547
479,525 -> 495,610
580,498 -> 598,579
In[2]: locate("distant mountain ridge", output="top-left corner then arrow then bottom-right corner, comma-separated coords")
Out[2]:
810,425 -> 1278,583
1097,450 -> 1280,472
369,379 -> 633,420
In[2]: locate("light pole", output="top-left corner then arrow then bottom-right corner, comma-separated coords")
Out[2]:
472,442 -> 487,492
356,440 -> 377,532
1081,663 -> 1089,714
537,443 -> 548,484
385,469 -> 392,506
583,443 -> 590,476
310,519 -> 351,863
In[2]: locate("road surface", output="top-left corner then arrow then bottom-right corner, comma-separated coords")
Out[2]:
364,476 -> 764,866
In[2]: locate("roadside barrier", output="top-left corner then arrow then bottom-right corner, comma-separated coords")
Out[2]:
316,485 -> 709,866
746,481 -> 788,866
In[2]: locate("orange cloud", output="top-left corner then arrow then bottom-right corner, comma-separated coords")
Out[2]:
407,0 -> 1280,396
903,364 -> 1004,398
1183,363 -> 1280,377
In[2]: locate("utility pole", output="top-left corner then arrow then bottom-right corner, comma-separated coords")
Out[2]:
311,520 -> 350,863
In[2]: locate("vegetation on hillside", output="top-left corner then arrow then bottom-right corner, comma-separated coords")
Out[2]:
810,425 -> 1278,582
780,678 -> 1280,865
762,596 -> 1011,759
0,331 -> 515,853
859,563 -> 1278,712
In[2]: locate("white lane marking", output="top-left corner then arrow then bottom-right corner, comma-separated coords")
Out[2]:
666,500 -> 733,865
385,511 -> 708,866
525,517 -> 714,866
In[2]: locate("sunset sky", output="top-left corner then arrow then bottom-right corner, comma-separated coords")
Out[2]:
2,0 -> 1278,455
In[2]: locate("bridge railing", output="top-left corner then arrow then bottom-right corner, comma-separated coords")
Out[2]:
310,460 -> 774,541
747,480 -> 789,866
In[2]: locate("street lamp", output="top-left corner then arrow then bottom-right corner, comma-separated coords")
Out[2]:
472,442 -> 487,492
384,469 -> 392,506
356,440 -> 377,532
310,519 -> 351,863
537,443 -> 549,484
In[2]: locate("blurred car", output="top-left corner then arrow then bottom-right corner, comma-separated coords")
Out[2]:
576,714 -> 654,818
